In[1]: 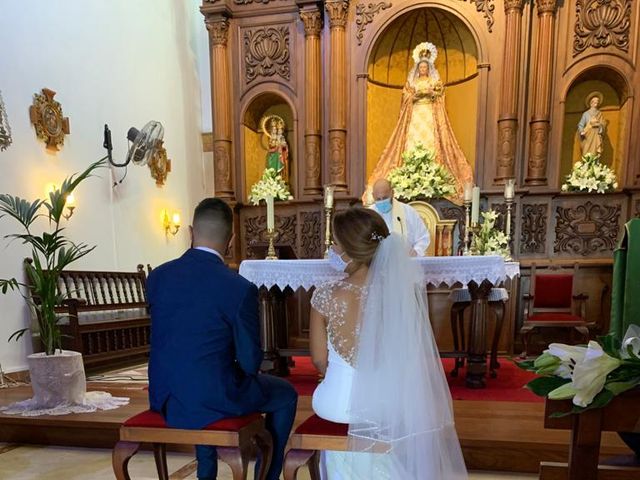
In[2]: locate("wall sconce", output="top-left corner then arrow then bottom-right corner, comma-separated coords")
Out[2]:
46,183 -> 75,220
163,210 -> 180,236
63,193 -> 75,220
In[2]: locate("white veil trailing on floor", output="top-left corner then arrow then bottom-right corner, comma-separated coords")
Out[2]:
346,233 -> 468,479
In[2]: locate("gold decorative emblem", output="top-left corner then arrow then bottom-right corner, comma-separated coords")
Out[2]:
29,88 -> 70,151
148,139 -> 172,186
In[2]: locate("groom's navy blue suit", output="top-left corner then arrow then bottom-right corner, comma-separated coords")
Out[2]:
147,248 -> 297,480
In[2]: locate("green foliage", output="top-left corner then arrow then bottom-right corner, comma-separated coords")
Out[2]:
0,159 -> 105,355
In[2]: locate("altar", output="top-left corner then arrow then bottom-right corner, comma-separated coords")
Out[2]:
240,256 -> 519,388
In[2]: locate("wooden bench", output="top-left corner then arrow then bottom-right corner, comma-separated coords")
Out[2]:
540,389 -> 640,480
283,414 -> 348,480
113,409 -> 273,480
28,262 -> 152,370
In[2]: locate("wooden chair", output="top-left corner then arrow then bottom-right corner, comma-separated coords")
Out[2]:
408,201 -> 457,256
519,264 -> 593,358
112,410 -> 272,480
283,414 -> 349,480
450,287 -> 508,378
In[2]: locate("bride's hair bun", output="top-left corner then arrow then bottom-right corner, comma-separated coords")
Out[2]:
333,208 -> 390,266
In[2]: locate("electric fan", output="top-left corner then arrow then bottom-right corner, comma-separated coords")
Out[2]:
103,121 -> 164,168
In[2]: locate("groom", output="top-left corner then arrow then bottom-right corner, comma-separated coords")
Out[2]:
147,198 -> 298,480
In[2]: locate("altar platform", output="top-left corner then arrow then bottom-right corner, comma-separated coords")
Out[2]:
0,359 -> 632,475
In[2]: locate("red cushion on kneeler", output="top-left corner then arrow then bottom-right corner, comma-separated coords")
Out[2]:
123,410 -> 261,431
528,313 -> 584,323
295,414 -> 348,437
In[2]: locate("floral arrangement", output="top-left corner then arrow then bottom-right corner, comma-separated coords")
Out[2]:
412,42 -> 438,64
387,143 -> 456,201
249,168 -> 293,205
518,326 -> 640,416
469,210 -> 511,259
561,153 -> 618,193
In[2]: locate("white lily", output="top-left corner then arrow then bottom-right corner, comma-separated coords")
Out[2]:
622,325 -> 640,359
544,343 -> 587,379
570,341 -> 621,407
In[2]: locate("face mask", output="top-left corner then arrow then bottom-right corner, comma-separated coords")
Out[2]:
327,247 -> 351,272
375,198 -> 392,214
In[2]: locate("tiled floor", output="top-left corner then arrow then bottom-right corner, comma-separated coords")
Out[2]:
0,443 -> 537,479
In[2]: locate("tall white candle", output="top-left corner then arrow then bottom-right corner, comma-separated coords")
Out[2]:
463,182 -> 473,203
324,185 -> 334,209
266,196 -> 275,230
504,179 -> 515,200
471,187 -> 480,225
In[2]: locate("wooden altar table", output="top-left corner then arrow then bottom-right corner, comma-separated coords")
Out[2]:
240,256 -> 519,388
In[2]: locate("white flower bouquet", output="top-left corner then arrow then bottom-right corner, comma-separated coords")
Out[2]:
469,210 -> 510,259
561,153 -> 618,193
388,143 -> 456,201
518,325 -> 640,416
249,168 -> 293,205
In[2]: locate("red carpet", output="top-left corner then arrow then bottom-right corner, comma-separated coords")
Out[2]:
288,356 -> 542,403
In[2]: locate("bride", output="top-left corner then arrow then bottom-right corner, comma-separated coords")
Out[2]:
310,208 -> 467,479
365,42 -> 473,203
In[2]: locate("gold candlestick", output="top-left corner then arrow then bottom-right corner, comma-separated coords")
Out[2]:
323,185 -> 335,258
463,200 -> 471,255
266,228 -> 278,260
324,207 -> 333,258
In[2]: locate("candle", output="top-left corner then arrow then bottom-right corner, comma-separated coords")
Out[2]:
463,182 -> 473,203
504,178 -> 515,200
324,185 -> 334,209
266,196 -> 275,230
65,193 -> 75,207
471,187 -> 480,225
171,212 -> 181,227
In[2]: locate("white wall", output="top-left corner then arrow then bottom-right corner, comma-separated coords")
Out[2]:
0,0 -> 212,372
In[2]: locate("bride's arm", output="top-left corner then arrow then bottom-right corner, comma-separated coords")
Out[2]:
310,307 -> 328,375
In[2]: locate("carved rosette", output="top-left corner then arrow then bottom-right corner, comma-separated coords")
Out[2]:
300,10 -> 322,36
573,0 -> 631,55
355,2 -> 391,45
245,213 -> 297,258
206,17 -> 229,46
148,140 -> 172,186
326,0 -> 350,29
301,211 -> 322,258
244,27 -> 291,83
520,204 -> 547,254
554,202 -> 621,256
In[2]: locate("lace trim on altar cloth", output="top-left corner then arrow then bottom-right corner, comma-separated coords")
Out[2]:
0,391 -> 130,417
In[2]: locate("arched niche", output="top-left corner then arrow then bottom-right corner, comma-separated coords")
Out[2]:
242,92 -> 296,201
365,7 -> 479,179
560,66 -> 630,182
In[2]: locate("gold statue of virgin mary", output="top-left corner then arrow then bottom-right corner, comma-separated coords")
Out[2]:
365,42 -> 473,203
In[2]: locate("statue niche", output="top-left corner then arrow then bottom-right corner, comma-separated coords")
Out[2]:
560,67 -> 629,182
365,8 -> 479,204
242,92 -> 296,201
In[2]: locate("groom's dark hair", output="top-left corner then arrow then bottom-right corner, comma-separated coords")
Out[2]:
192,198 -> 233,244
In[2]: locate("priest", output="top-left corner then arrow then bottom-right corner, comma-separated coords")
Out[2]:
369,178 -> 430,256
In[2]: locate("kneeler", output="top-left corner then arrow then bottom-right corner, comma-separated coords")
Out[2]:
609,218 -> 640,457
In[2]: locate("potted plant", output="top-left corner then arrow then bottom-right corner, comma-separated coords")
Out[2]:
0,159 -> 104,409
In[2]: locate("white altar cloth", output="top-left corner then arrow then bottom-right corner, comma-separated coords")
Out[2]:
239,256 -> 520,291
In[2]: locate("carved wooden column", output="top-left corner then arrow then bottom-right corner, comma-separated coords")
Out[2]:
300,6 -> 323,195
495,0 -> 526,183
525,0 -> 558,186
325,0 -> 349,190
205,14 -> 235,199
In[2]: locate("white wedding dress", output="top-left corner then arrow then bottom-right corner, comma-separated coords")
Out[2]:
310,234 -> 468,480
